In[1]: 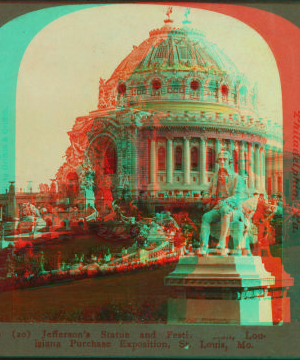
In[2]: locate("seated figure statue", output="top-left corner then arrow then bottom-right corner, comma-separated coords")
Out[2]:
199,149 -> 249,255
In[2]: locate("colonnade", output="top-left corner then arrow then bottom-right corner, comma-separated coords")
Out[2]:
148,137 -> 282,194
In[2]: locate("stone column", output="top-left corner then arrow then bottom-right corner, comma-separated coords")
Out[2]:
229,139 -> 235,156
166,137 -> 173,184
239,141 -> 245,178
200,137 -> 207,185
273,147 -> 278,194
234,141 -> 239,174
215,138 -> 221,174
260,146 -> 266,192
149,138 -> 156,184
229,139 -> 235,173
244,141 -> 249,176
248,142 -> 254,190
255,143 -> 261,191
215,138 -> 221,157
184,137 -> 191,184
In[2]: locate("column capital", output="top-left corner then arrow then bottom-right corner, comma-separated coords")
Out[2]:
183,136 -> 191,141
149,136 -> 157,142
166,136 -> 173,141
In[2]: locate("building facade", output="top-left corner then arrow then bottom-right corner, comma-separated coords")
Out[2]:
30,18 -> 283,216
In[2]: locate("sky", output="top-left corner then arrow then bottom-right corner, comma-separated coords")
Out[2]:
15,4 -> 282,192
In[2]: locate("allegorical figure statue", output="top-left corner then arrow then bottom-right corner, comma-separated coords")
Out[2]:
199,149 -> 249,255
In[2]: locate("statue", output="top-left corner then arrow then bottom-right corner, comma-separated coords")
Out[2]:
77,159 -> 96,209
85,204 -> 98,222
39,251 -> 45,273
19,203 -> 46,232
104,249 -> 111,262
252,194 -> 279,253
199,149 -> 249,255
182,7 -> 191,25
112,198 -> 126,221
74,254 -> 79,264
57,251 -> 62,271
78,159 -> 95,192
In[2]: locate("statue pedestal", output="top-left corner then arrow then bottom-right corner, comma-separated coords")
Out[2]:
260,255 -> 294,324
165,255 -> 275,325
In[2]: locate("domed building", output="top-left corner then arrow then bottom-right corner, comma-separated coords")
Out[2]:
55,14 -> 283,215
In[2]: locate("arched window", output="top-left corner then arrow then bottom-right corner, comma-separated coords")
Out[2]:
221,84 -> 229,102
191,147 -> 199,171
175,146 -> 183,170
206,148 -> 215,172
190,79 -> 200,92
152,78 -> 162,90
158,147 -> 166,171
104,143 -> 117,175
118,83 -> 126,95
240,85 -> 248,105
208,80 -> 218,100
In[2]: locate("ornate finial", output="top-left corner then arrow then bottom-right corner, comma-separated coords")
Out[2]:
26,180 -> 33,192
182,7 -> 191,25
164,6 -> 173,23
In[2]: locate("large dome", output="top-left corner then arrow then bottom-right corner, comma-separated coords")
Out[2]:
96,21 -> 258,119
110,24 -> 239,80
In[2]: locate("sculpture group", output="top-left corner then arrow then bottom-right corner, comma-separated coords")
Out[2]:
199,149 -> 276,256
